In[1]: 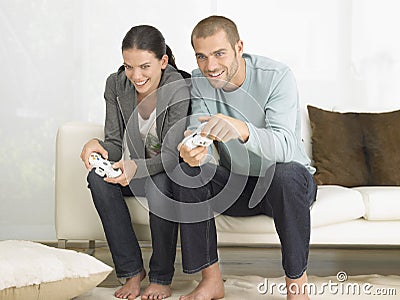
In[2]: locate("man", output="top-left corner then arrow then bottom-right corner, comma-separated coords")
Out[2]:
172,15 -> 317,300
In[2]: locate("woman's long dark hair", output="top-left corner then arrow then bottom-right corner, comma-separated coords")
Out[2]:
122,25 -> 178,69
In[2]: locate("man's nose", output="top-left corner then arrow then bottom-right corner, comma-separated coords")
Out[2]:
207,56 -> 218,71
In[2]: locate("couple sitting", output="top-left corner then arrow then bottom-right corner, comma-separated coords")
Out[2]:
80,15 -> 317,300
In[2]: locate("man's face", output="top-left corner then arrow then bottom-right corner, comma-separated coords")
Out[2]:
193,30 -> 243,90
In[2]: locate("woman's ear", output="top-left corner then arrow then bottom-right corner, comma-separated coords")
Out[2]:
161,54 -> 169,69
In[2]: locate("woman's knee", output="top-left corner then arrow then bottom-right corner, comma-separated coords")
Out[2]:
87,169 -> 121,205
87,169 -> 104,190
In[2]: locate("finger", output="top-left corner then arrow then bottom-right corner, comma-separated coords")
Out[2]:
194,152 -> 206,162
183,130 -> 193,137
206,122 -> 224,140
103,177 -> 115,184
188,146 -> 207,157
201,116 -> 222,136
198,116 -> 211,123
100,149 -> 108,160
177,142 -> 183,151
82,153 -> 92,170
179,145 -> 191,157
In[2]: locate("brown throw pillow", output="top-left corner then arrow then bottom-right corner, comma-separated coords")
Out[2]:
307,105 -> 400,187
360,110 -> 400,185
307,105 -> 369,187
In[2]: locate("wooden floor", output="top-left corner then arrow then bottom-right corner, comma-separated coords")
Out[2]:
73,245 -> 400,288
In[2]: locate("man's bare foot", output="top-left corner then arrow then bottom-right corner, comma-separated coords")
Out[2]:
115,269 -> 146,299
179,263 -> 224,300
285,272 -> 310,300
141,283 -> 171,299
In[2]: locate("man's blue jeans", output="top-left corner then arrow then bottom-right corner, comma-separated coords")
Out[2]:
150,161 -> 317,280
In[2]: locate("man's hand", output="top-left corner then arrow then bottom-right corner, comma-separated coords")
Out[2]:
104,159 -> 137,186
198,114 -> 249,143
80,139 -> 108,169
178,130 -> 209,167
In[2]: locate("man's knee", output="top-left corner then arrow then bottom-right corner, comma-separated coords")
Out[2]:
270,162 -> 315,206
273,162 -> 311,187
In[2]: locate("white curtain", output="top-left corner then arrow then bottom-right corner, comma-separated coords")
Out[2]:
351,0 -> 400,110
1,0 -> 399,240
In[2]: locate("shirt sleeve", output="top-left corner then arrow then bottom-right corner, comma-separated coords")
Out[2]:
243,69 -> 299,163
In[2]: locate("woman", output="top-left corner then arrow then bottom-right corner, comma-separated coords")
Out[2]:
80,25 -> 190,299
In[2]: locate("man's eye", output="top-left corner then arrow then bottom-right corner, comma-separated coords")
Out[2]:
124,65 -> 132,70
215,52 -> 224,57
141,65 -> 150,69
196,55 -> 206,60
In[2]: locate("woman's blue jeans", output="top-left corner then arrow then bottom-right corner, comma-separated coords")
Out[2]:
87,169 -> 176,284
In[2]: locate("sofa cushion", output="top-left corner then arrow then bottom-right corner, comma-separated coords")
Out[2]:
307,105 -> 368,187
216,214 -> 276,234
359,110 -> 400,185
215,185 -> 365,234
310,185 -> 365,227
353,187 -> 400,220
307,105 -> 400,186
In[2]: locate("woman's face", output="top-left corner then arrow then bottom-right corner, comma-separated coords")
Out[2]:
122,48 -> 168,98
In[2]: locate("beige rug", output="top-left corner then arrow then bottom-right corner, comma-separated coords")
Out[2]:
75,274 -> 400,299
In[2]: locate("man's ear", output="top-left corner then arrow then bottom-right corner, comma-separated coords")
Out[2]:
161,54 -> 169,69
236,40 -> 244,56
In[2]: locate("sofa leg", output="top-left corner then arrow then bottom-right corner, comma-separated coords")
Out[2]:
58,239 -> 67,249
86,240 -> 96,256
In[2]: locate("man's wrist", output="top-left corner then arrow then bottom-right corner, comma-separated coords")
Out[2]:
240,121 -> 250,143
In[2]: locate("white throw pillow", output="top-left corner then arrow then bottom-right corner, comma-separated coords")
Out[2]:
0,240 -> 112,300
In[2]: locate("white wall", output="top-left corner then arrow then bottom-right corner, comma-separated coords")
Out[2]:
1,0 -> 399,241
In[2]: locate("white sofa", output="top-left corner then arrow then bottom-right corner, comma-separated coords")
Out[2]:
55,108 -> 400,249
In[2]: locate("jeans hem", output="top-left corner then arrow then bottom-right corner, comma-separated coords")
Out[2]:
149,278 -> 172,285
285,266 -> 307,279
183,258 -> 218,274
116,267 -> 143,281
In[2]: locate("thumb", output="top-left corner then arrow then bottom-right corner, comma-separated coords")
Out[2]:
100,149 -> 108,160
112,160 -> 122,170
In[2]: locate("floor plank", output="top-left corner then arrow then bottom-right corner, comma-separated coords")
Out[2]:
76,246 -> 400,288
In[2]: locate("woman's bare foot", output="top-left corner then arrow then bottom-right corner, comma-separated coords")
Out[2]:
141,283 -> 171,299
115,269 -> 146,299
179,263 -> 224,300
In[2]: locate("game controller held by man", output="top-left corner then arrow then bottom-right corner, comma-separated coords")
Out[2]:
181,122 -> 214,150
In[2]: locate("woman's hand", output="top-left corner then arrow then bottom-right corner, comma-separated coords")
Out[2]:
80,139 -> 108,169
104,159 -> 138,186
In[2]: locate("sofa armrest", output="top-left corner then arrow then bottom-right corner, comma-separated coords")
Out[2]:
55,122 -> 106,241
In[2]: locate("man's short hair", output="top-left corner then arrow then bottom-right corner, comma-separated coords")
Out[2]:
191,15 -> 240,50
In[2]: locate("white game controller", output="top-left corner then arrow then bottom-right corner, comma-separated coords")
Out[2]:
88,152 -> 122,178
181,123 -> 213,150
